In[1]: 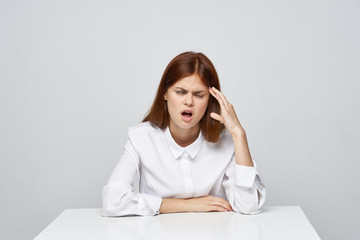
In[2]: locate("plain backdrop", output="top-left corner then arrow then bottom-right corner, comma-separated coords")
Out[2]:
1,0 -> 359,239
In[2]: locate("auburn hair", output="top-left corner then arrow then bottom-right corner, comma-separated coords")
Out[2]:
143,51 -> 224,142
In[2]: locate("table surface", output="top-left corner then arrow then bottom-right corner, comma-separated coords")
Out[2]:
34,206 -> 320,240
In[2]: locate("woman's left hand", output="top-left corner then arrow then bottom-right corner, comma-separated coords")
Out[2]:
209,87 -> 245,137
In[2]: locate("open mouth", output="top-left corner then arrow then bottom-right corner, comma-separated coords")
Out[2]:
182,111 -> 193,118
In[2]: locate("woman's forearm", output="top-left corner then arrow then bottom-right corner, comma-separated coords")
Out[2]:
232,131 -> 254,167
159,198 -> 189,213
159,195 -> 233,214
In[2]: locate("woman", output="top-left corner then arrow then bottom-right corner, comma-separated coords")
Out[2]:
102,52 -> 266,216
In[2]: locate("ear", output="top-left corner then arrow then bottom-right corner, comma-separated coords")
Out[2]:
164,93 -> 168,101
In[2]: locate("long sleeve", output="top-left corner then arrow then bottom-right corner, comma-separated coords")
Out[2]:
222,156 -> 266,215
102,129 -> 163,217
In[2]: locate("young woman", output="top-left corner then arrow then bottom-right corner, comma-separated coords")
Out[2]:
102,52 -> 266,216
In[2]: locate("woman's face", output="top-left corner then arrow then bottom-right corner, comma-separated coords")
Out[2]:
164,74 -> 209,132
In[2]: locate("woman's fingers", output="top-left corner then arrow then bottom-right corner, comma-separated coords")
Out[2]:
210,206 -> 229,212
207,196 -> 233,211
211,201 -> 231,211
210,112 -> 224,123
209,87 -> 229,112
191,195 -> 233,212
210,87 -> 230,111
209,87 -> 243,135
215,198 -> 233,211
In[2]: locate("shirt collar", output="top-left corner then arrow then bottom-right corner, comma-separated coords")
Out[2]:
164,126 -> 204,160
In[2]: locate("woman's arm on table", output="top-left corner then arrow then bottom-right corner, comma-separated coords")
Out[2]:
160,195 -> 233,213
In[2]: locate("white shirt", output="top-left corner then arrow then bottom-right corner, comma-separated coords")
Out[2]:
102,122 -> 266,216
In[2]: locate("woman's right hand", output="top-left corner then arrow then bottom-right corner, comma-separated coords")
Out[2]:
186,195 -> 233,212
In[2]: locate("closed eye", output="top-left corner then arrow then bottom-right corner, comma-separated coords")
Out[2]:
175,88 -> 206,98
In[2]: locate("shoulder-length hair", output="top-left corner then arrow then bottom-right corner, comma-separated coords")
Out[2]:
143,51 -> 224,142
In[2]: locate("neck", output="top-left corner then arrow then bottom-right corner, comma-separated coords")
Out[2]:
169,122 -> 200,147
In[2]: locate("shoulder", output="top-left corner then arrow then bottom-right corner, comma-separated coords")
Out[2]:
203,128 -> 233,146
128,121 -> 158,132
201,128 -> 234,160
218,128 -> 233,145
127,121 -> 163,140
126,122 -> 165,155
206,128 -> 234,153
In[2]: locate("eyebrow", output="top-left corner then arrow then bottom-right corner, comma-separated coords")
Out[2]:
175,87 -> 206,94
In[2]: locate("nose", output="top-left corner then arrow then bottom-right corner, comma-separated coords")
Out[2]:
185,94 -> 194,106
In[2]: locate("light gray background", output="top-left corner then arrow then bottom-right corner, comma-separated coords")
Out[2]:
1,0 -> 359,239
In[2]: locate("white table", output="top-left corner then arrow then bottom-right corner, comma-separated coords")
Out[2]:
34,206 -> 320,240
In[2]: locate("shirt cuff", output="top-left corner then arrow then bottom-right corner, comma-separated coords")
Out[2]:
234,164 -> 257,188
137,193 -> 163,216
